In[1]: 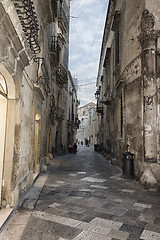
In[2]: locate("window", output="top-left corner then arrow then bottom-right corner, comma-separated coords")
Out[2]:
120,96 -> 123,138
0,74 -> 7,96
115,31 -> 120,65
112,11 -> 120,66
117,95 -> 123,138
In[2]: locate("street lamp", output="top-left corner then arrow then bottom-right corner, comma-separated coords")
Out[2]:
95,90 -> 100,100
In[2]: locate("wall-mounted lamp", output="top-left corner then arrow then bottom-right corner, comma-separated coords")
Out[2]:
95,90 -> 100,100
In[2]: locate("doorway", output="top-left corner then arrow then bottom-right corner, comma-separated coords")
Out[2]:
0,74 -> 7,206
33,109 -> 41,176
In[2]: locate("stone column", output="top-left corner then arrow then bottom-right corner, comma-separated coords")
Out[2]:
138,9 -> 159,163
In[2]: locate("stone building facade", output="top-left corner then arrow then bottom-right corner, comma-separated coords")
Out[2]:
76,102 -> 98,146
96,0 -> 160,184
67,72 -> 80,145
0,0 -> 78,208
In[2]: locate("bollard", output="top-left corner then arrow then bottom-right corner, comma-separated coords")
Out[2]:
123,152 -> 135,178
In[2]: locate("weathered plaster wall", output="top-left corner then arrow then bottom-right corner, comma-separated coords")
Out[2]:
120,0 -> 145,74
124,78 -> 144,176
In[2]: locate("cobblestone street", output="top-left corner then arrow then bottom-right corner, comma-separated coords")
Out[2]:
0,146 -> 160,240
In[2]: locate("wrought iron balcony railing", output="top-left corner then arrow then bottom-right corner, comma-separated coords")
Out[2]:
55,106 -> 65,120
56,64 -> 68,86
57,8 -> 69,33
51,0 -> 58,21
50,36 -> 57,53
13,0 -> 40,57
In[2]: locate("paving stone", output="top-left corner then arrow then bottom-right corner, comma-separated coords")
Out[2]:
144,222 -> 160,233
113,199 -> 123,203
69,174 -> 78,177
93,212 -> 114,220
49,203 -> 61,208
81,177 -> 106,183
111,238 -> 120,240
154,217 -> 160,224
90,185 -> 108,189
1,146 -> 160,240
68,190 -> 92,198
92,225 -> 112,235
120,223 -> 143,239
80,188 -> 94,192
20,216 -> 82,240
133,203 -> 152,209
140,230 -> 160,240
121,189 -> 135,193
73,230 -> 109,240
90,217 -> 123,230
33,211 -> 82,228
77,222 -> 96,231
139,214 -> 156,223
0,223 -> 26,240
143,208 -> 160,218
134,220 -> 147,229
107,229 -> 129,240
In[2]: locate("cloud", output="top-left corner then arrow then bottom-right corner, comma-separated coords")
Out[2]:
69,0 -> 109,106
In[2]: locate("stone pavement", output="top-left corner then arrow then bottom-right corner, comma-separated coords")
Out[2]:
0,145 -> 160,240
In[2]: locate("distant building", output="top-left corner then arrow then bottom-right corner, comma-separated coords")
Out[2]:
72,76 -> 79,92
67,72 -> 80,145
76,102 -> 98,146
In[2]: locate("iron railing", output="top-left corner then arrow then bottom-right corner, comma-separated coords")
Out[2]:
55,106 -> 65,120
57,7 -> 69,32
13,0 -> 40,57
56,64 -> 68,86
51,0 -> 58,21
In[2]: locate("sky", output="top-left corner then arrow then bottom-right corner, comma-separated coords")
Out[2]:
69,0 -> 109,107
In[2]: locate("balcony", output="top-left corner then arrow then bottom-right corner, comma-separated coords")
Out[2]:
51,0 -> 58,21
13,0 -> 40,57
75,117 -> 80,128
50,36 -> 58,66
56,64 -> 68,86
97,104 -> 103,115
50,36 -> 57,53
58,8 -> 69,33
68,117 -> 80,128
55,106 -> 65,121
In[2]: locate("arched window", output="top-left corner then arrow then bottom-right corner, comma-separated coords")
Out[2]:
0,74 -> 7,96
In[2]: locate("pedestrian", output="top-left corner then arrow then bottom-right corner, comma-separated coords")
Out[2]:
73,143 -> 77,153
85,139 -> 89,147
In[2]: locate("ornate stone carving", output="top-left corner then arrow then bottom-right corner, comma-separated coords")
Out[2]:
140,9 -> 155,33
138,9 -> 158,49
144,95 -> 153,105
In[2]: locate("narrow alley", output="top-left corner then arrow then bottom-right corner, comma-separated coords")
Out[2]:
0,146 -> 160,240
